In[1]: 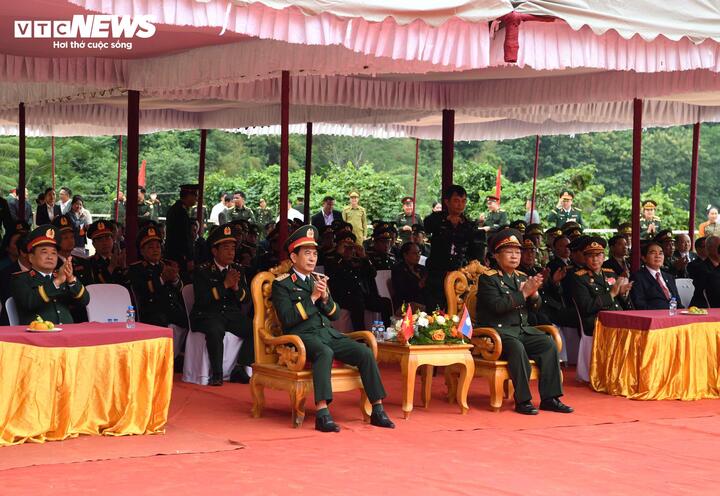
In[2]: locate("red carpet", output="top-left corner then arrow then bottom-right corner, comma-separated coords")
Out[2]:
1,365 -> 719,495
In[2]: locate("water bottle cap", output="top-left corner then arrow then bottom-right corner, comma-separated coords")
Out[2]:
128,305 -> 134,309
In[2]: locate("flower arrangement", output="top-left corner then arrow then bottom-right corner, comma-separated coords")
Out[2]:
393,308 -> 464,345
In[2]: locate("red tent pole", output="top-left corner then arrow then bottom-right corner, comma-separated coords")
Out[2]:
631,98 -> 643,273
441,109 -> 455,195
51,136 -> 56,191
412,138 -> 420,218
303,122 -> 312,223
115,136 -> 122,221
689,122 -> 701,243
197,129 -> 207,224
125,90 -> 140,264
18,103 -> 26,222
278,70 -> 290,260
531,135 -> 540,220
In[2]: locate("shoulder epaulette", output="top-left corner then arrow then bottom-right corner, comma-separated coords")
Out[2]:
653,216 -> 661,221
483,269 -> 498,276
130,261 -> 143,266
11,270 -> 26,277
275,273 -> 290,281
574,207 -> 583,212
602,268 -> 615,273
516,270 -> 527,276
575,269 -> 588,276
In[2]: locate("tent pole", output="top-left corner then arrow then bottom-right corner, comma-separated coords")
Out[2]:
303,122 -> 312,223
631,98 -> 643,273
278,70 -> 290,260
125,90 -> 140,264
441,109 -> 454,195
689,122 -> 701,243
531,135 -> 540,221
51,136 -> 56,191
197,129 -> 207,225
412,138 -> 420,218
18,103 -> 26,222
115,136 -> 122,221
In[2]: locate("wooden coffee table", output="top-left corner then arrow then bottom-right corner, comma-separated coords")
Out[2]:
376,341 -> 475,419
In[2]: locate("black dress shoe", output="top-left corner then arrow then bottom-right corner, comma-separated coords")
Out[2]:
540,398 -> 574,413
229,366 -> 251,384
208,374 -> 223,387
514,400 -> 539,415
315,415 -> 341,433
370,410 -> 396,429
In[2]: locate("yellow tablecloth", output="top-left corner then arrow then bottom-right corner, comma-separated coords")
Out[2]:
590,313 -> 720,400
1,326 -> 173,447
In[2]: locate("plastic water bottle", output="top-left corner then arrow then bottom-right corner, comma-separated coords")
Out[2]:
370,321 -> 378,339
376,321 -> 386,342
126,306 -> 136,329
669,297 -> 677,316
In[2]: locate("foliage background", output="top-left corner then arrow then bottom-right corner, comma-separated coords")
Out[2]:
0,124 -> 717,230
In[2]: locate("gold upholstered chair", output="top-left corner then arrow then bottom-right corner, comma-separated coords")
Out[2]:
249,260 -> 376,428
443,261 -> 563,411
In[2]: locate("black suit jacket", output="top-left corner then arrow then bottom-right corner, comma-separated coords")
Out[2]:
35,204 -> 61,225
311,210 -> 342,230
630,268 -> 683,310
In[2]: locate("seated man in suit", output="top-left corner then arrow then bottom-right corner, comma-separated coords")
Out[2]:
311,196 -> 342,231
10,225 -> 90,325
475,229 -> 572,416
271,225 -> 395,432
630,240 -> 683,310
191,224 -> 254,386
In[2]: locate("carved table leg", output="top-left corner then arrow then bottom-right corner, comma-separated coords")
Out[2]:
290,383 -> 307,428
456,355 -> 474,415
250,375 -> 265,418
444,365 -> 459,404
421,364 -> 433,408
400,355 -> 419,419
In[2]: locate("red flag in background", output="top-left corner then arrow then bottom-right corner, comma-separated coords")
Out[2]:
495,166 -> 502,204
400,305 -> 415,342
138,159 -> 147,188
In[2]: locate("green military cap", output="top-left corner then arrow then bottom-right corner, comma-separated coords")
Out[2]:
581,236 -> 607,255
545,226 -> 563,237
401,196 -> 414,204
349,191 -> 360,198
52,214 -> 75,234
559,190 -> 575,200
568,235 -> 590,252
642,200 -> 658,209
509,220 -> 527,233
87,220 -> 115,240
488,228 -> 523,254
335,230 -> 357,244
208,223 -> 237,246
654,229 -> 673,243
411,223 -> 425,234
319,225 -> 334,236
521,236 -> 537,251
373,227 -> 393,240
617,222 -> 632,235
179,184 -> 199,194
26,224 -> 58,252
526,223 -> 543,236
560,220 -> 581,231
485,195 -> 500,203
285,224 -> 319,253
137,224 -> 162,248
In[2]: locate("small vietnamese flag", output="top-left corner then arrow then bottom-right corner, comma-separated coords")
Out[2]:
400,305 -> 415,341
459,304 -> 473,339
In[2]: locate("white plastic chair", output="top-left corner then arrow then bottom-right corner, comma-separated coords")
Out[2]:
419,255 -> 427,266
675,278 -> 694,308
572,299 -> 593,383
5,297 -> 19,326
86,284 -> 132,322
181,284 -> 243,385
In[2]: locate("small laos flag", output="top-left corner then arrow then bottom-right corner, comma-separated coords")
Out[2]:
459,304 -> 473,339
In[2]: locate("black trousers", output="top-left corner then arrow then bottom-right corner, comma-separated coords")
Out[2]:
192,310 -> 254,376
299,330 -> 387,404
500,329 -> 563,404
344,294 -> 392,330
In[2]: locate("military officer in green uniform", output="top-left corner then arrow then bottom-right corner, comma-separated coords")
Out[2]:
10,225 -> 90,325
396,196 -> 423,243
548,190 -> 585,228
640,200 -> 661,240
475,229 -> 572,415
367,227 -> 397,270
137,187 -> 153,225
190,224 -> 253,386
166,184 -> 198,274
342,191 -> 367,243
478,195 -> 508,232
222,191 -> 255,225
254,198 -> 274,238
127,225 -> 188,356
77,220 -> 126,286
271,225 -> 395,432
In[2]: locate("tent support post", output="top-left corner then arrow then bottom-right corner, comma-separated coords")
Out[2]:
441,109 -> 454,195
125,90 -> 140,264
303,122 -> 312,223
631,98 -> 643,273
279,70 -> 290,259
689,122 -> 701,243
51,136 -> 56,191
531,135 -> 540,221
412,138 -> 420,218
197,129 -> 207,224
18,103 -> 26,222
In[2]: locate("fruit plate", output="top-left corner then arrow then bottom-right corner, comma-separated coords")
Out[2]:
25,327 -> 62,332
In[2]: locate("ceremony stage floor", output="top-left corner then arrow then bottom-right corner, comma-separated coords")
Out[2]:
2,365 -> 719,495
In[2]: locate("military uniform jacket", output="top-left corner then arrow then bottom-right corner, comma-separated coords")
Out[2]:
165,200 -> 194,264
190,263 -> 249,320
423,211 -> 483,272
548,207 -> 584,228
481,210 -> 508,229
74,255 -> 126,287
567,268 -> 624,335
127,261 -> 188,328
327,257 -> 378,303
603,257 -> 630,278
391,260 -> 427,308
255,208 -> 274,229
396,213 -> 422,242
475,269 -> 545,338
271,270 -> 343,340
10,269 -> 90,325
223,206 -> 255,224
367,249 -> 396,271
639,217 -> 662,240
138,200 -> 152,219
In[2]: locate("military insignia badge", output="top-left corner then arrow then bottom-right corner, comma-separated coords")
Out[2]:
46,229 -> 55,239
307,228 -> 314,239
148,228 -> 156,236
61,217 -> 68,226
224,226 -> 232,235
98,222 -> 105,230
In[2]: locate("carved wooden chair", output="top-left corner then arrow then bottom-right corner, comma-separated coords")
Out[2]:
444,261 -> 563,411
250,260 -> 376,428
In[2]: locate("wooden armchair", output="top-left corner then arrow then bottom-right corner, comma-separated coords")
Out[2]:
250,260 -> 376,428
443,261 -> 563,411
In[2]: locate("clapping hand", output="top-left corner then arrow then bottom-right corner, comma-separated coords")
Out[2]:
311,274 -> 329,303
54,256 -> 75,286
610,276 -> 633,298
224,268 -> 241,291
161,260 -> 180,283
521,274 -> 544,299
109,246 -> 126,272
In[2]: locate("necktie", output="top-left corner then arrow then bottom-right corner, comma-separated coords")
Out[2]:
656,272 -> 671,299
